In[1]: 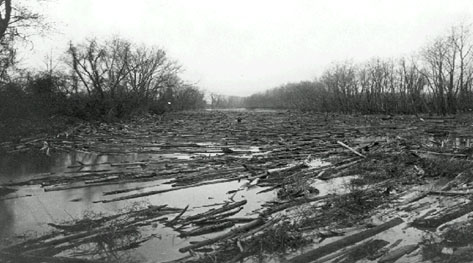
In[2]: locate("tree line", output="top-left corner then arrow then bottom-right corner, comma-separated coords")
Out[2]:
245,24 -> 473,115
0,0 -> 206,124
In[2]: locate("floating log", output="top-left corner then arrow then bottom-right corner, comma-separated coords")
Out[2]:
429,190 -> 473,196
0,194 -> 31,200
439,170 -> 472,191
184,200 -> 247,222
411,201 -> 473,230
378,244 -> 419,263
180,221 -> 235,237
4,205 -> 178,254
191,207 -> 244,226
261,195 -> 332,217
287,217 -> 403,263
368,238 -> 403,260
178,218 -> 265,253
336,141 -> 366,158
202,217 -> 258,225
237,217 -> 280,240
417,150 -> 468,158
96,177 -> 247,203
314,239 -> 389,263
167,205 -> 189,226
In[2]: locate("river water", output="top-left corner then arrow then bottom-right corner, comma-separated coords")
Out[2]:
0,149 -> 280,262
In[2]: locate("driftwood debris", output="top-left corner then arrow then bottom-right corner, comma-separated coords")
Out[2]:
96,177 -> 247,203
367,238 -> 403,260
183,200 -> 247,222
5,110 -> 473,262
337,141 -> 366,158
429,190 -> 473,196
3,204 -> 182,258
178,218 -> 265,253
180,221 -> 235,237
288,218 -> 404,263
411,201 -> 473,230
191,207 -> 244,226
167,205 -> 189,226
378,244 -> 419,263
314,239 -> 389,263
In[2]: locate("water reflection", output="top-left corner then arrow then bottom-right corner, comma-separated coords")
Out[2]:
0,201 -> 14,241
0,151 -> 108,183
0,152 -> 56,181
0,148 -> 278,262
0,150 -> 165,185
427,135 -> 473,150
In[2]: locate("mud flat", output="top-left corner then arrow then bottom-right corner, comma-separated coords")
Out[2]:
2,110 -> 473,262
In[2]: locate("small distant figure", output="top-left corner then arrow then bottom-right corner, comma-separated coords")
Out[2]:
237,117 -> 242,123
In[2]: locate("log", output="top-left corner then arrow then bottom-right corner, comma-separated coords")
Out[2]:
237,217 -> 280,240
400,191 -> 429,205
191,207 -> 244,225
439,170 -> 471,191
417,150 -> 468,158
96,176 -> 247,203
167,205 -> 189,225
5,205 -> 174,253
180,221 -> 235,237
378,244 -> 419,263
332,159 -> 362,171
411,201 -> 473,230
429,190 -> 473,196
336,141 -> 366,158
102,183 -> 163,196
314,239 -> 389,263
0,194 -> 32,200
110,162 -> 147,167
202,217 -> 257,225
367,238 -> 403,260
160,254 -> 195,263
178,218 -> 264,253
261,195 -> 332,217
184,200 -> 247,222
287,217 -> 403,263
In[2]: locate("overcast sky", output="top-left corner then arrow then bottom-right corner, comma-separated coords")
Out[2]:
23,0 -> 473,96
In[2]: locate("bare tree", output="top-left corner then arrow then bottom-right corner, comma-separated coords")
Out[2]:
421,38 -> 449,114
68,39 -> 107,99
125,45 -> 181,101
0,0 -> 46,81
0,0 -> 12,40
450,24 -> 473,109
67,37 -> 188,117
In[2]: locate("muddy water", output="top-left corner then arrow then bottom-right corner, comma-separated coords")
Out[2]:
0,149 -> 279,262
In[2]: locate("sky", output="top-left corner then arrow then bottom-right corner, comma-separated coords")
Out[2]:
21,0 -> 473,96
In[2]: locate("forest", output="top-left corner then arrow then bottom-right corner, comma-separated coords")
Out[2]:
0,1 -> 206,140
244,24 -> 473,115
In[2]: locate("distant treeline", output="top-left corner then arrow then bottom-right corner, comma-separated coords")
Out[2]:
245,25 -> 473,115
209,94 -> 245,109
0,37 -> 206,123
